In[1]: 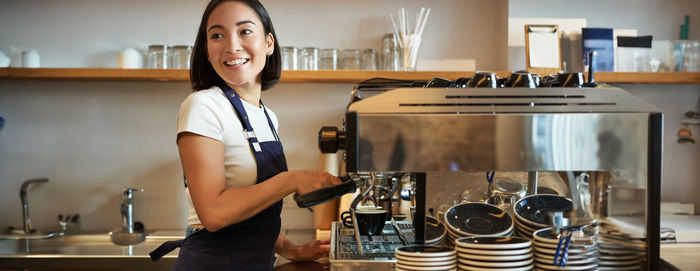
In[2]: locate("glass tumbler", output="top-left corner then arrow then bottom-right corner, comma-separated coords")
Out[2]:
299,47 -> 318,70
170,45 -> 192,69
342,49 -> 361,70
319,48 -> 339,70
281,46 -> 298,70
147,45 -> 168,69
381,33 -> 401,71
361,49 -> 377,70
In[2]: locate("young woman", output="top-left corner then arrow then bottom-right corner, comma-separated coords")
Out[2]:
150,1 -> 341,270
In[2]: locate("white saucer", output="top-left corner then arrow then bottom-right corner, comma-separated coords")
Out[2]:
455,236 -> 532,250
534,256 -> 597,265
533,244 -> 599,255
458,263 -> 534,271
598,259 -> 643,266
396,259 -> 457,267
534,262 -> 597,270
456,246 -> 532,256
458,252 -> 532,262
396,254 -> 456,262
395,262 -> 456,271
396,246 -> 456,258
598,265 -> 642,271
458,257 -> 534,268
533,239 -> 598,250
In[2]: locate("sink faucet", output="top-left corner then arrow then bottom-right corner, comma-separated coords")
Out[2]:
20,178 -> 49,234
120,188 -> 142,233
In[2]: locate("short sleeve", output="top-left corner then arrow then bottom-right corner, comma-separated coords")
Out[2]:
177,92 -> 224,142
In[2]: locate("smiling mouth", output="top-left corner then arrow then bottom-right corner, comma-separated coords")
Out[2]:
225,59 -> 249,67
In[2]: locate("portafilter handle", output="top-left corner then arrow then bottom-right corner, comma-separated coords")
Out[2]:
293,174 -> 364,208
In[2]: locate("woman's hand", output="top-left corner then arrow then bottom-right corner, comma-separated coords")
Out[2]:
289,170 -> 342,195
276,234 -> 330,262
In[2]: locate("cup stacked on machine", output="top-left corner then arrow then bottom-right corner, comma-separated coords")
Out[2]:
394,245 -> 457,271
454,236 -> 534,271
512,195 -> 573,239
532,227 -> 600,270
597,221 -> 647,270
444,203 -> 514,247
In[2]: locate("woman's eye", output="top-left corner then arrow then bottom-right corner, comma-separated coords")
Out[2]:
240,29 -> 252,35
210,33 -> 223,39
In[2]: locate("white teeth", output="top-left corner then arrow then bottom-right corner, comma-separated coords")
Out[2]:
225,59 -> 248,66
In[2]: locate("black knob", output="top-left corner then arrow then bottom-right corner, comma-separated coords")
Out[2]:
318,126 -> 345,153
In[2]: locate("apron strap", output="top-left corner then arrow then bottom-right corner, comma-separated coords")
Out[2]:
149,239 -> 184,261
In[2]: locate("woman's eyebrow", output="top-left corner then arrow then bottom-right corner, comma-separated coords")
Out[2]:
207,20 -> 255,32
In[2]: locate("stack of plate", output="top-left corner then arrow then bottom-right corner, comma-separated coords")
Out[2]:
532,227 -> 599,270
597,223 -> 646,270
455,236 -> 534,271
425,216 -> 447,246
444,203 -> 514,246
395,246 -> 457,271
512,195 -> 573,239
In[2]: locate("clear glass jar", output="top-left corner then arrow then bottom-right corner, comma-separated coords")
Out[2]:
361,48 -> 377,70
170,45 -> 192,69
319,48 -> 339,70
299,47 -> 318,70
381,33 -> 401,71
147,45 -> 168,69
341,49 -> 361,70
281,46 -> 298,70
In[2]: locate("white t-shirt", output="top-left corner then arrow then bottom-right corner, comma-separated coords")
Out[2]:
176,86 -> 280,225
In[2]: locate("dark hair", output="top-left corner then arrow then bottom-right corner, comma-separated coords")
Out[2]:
190,0 -> 281,91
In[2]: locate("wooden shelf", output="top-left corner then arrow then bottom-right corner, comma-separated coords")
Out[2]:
1,68 -> 699,84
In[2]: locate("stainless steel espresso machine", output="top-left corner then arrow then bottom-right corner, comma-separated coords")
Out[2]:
306,75 -> 662,271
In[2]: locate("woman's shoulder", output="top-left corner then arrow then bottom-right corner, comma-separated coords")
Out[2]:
181,86 -> 227,108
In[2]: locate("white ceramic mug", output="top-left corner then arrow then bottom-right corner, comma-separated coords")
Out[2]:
21,49 -> 40,68
118,47 -> 143,69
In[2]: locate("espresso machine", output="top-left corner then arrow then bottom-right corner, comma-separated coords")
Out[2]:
306,75 -> 662,271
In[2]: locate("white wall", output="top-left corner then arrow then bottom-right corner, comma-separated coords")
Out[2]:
0,0 -> 697,235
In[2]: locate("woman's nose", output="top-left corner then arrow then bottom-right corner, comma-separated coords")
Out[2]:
225,35 -> 243,52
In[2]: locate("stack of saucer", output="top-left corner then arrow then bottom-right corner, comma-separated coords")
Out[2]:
512,195 -> 573,239
455,236 -> 534,270
395,246 -> 457,271
425,216 -> 447,246
444,203 -> 513,246
532,227 -> 599,270
598,223 -> 646,270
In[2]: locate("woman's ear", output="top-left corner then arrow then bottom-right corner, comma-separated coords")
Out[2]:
266,33 -> 274,56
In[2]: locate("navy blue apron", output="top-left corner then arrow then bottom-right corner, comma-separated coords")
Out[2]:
150,86 -> 287,271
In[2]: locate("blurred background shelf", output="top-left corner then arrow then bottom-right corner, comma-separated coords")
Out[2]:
1,68 -> 699,84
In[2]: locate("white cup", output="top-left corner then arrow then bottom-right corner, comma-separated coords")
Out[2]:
0,50 -> 10,67
21,49 -> 40,68
118,47 -> 143,69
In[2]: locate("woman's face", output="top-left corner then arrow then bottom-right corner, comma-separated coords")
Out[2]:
206,1 -> 273,91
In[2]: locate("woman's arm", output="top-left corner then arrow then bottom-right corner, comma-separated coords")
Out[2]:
178,132 -> 339,232
275,233 -> 330,262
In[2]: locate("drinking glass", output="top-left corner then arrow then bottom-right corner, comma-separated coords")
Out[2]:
170,45 -> 192,69
299,47 -> 318,70
319,48 -> 339,70
382,33 -> 401,71
147,45 -> 168,69
281,46 -> 297,70
341,49 -> 361,70
361,49 -> 377,70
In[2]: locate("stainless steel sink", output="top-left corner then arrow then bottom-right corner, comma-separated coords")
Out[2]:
109,231 -> 147,246
0,229 -> 55,240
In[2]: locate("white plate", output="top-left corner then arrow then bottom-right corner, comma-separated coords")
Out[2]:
458,257 -> 534,268
459,252 -> 532,262
533,240 -> 598,250
598,265 -> 643,271
599,254 -> 639,261
455,236 -> 532,250
456,246 -> 532,256
395,262 -> 456,271
458,263 -> 534,271
515,217 -> 539,232
598,259 -> 643,266
534,262 -> 598,270
396,254 -> 456,262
